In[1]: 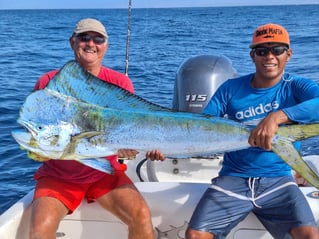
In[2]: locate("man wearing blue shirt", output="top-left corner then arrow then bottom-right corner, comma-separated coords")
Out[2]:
185,23 -> 319,239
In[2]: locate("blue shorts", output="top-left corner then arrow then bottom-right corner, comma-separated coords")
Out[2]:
188,176 -> 317,239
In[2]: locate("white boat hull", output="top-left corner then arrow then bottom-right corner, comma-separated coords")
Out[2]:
1,156 -> 318,239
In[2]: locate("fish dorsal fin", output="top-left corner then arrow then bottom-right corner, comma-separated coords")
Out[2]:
46,60 -> 171,112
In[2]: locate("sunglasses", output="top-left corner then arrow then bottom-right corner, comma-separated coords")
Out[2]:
253,46 -> 288,57
75,33 -> 106,45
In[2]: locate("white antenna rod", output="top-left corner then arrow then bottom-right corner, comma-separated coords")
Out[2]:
125,0 -> 132,76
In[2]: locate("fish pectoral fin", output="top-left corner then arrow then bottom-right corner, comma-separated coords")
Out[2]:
73,131 -> 103,140
59,135 -> 82,159
59,132 -> 106,159
272,137 -> 319,189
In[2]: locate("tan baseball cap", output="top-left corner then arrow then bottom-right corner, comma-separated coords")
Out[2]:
73,18 -> 108,38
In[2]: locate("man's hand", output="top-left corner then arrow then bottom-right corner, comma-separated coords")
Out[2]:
248,110 -> 290,150
117,149 -> 139,160
117,149 -> 165,161
145,149 -> 165,161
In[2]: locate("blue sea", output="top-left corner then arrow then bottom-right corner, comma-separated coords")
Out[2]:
0,5 -> 319,214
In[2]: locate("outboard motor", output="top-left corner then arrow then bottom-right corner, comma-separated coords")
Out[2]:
173,55 -> 238,113
144,55 -> 239,182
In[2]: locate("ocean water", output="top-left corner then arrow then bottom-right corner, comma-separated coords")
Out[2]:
0,5 -> 319,214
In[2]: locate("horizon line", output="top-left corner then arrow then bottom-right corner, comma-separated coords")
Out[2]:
1,3 -> 318,10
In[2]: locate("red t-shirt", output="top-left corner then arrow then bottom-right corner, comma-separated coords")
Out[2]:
34,66 -> 134,183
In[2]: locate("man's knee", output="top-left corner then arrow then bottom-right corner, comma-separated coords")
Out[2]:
185,227 -> 214,239
133,203 -> 152,224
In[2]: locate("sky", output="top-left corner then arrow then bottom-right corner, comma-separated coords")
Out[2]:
1,0 -> 319,10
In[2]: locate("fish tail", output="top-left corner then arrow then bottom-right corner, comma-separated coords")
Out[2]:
272,139 -> 319,189
276,123 -> 319,142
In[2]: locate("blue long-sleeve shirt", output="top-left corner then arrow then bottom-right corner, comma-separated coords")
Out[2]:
204,73 -> 319,177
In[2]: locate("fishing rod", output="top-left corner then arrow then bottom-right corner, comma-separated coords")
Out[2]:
125,0 -> 132,76
117,0 -> 132,165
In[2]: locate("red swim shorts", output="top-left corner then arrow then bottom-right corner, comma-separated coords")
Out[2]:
34,173 -> 133,213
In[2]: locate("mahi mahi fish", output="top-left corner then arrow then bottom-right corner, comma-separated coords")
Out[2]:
12,61 -> 319,188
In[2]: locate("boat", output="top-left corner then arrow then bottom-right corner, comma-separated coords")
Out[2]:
1,54 -> 318,238
0,155 -> 318,239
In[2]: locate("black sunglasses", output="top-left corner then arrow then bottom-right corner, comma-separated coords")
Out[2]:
253,46 -> 288,57
75,33 -> 106,45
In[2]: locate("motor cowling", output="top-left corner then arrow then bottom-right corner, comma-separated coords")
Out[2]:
173,55 -> 238,113
144,55 -> 239,182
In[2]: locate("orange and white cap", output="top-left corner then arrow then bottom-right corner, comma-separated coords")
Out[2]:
250,23 -> 290,48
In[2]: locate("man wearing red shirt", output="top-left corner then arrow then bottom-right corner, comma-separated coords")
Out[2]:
30,18 -> 165,239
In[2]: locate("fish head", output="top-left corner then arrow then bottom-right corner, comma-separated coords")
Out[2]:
12,118 -> 75,159
12,89 -> 117,160
11,89 -> 80,159
12,120 -> 117,160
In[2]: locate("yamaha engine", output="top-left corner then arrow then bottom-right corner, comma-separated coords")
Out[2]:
173,55 -> 238,113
